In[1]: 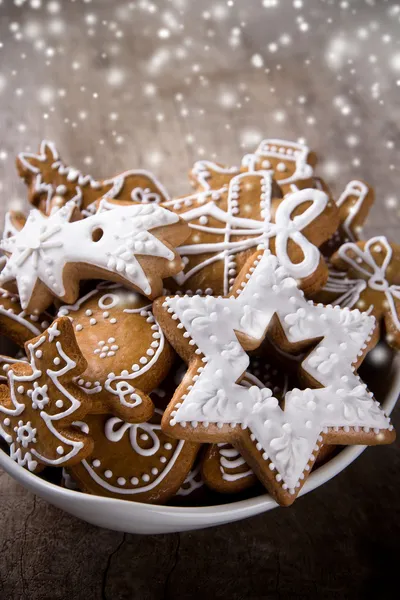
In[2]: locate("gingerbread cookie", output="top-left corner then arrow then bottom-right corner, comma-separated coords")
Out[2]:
202,358 -> 289,494
17,140 -> 171,216
0,198 -> 189,313
163,171 -> 339,296
154,249 -> 395,506
190,139 -> 317,196
68,408 -> 199,504
0,287 -> 50,347
322,180 -> 374,256
319,236 -> 400,351
0,317 -> 93,472
58,283 -> 174,422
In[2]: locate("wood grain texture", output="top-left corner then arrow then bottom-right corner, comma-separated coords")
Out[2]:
0,1 -> 399,598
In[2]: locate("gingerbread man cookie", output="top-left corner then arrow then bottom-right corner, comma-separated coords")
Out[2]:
0,199 -> 189,313
163,171 -> 339,296
58,283 -> 174,422
319,236 -> 400,351
154,249 -> 395,506
17,140 -> 171,216
0,317 -> 93,472
190,139 -> 317,196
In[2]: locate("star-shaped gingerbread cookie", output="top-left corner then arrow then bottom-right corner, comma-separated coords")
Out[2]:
17,140 -> 171,216
153,249 -> 395,506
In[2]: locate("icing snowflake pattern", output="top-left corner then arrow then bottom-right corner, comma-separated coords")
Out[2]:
0,199 -> 181,310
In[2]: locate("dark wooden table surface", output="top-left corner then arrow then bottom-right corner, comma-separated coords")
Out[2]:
0,1 -> 399,598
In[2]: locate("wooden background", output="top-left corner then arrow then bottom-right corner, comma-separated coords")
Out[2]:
0,1 -> 399,598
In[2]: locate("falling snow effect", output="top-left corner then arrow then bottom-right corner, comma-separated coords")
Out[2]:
0,0 -> 398,226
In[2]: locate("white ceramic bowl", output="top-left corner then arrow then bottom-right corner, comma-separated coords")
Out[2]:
0,353 -> 399,535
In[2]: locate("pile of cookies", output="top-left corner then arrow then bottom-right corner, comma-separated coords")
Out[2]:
0,139 -> 397,507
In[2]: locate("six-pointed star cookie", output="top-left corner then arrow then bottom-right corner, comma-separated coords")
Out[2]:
0,199 -> 189,312
153,249 -> 395,506
318,236 -> 400,351
0,317 -> 94,473
17,140 -> 171,216
163,171 -> 339,296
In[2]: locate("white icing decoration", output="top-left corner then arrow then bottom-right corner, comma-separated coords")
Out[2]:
325,236 -> 400,331
58,284 -> 165,410
0,200 -> 180,308
165,171 -> 329,294
218,444 -> 253,482
336,180 -> 370,242
242,138 -> 314,186
0,330 -> 86,470
0,289 -> 43,336
17,140 -> 171,215
176,465 -> 204,496
163,250 -> 392,491
191,160 -> 239,191
81,409 -> 186,495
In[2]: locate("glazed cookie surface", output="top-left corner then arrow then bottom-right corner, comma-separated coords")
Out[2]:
0,199 -> 189,312
154,249 -> 395,506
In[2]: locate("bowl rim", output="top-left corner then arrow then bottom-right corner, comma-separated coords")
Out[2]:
0,353 -> 399,516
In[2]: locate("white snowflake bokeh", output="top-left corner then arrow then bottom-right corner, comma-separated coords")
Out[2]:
0,0 -> 399,240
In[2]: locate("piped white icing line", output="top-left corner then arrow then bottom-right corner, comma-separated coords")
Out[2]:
164,171 -> 329,294
0,200 -> 180,308
190,160 -> 240,191
336,180 -> 370,242
81,409 -> 185,495
0,288 -> 48,337
176,464 -> 204,496
58,284 -> 166,409
217,444 -> 253,482
241,138 -> 314,186
163,250 -> 392,493
18,140 -> 171,215
325,236 -> 400,331
0,331 -> 85,471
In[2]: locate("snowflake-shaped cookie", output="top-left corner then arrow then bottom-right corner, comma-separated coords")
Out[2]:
0,317 -> 93,473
